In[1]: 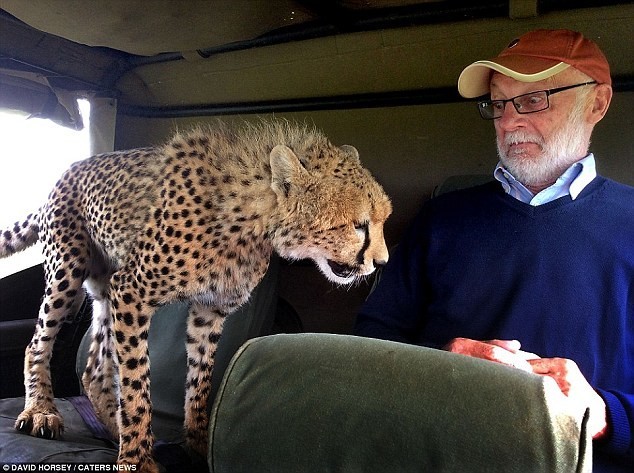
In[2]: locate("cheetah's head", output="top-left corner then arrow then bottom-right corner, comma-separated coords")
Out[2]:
269,143 -> 392,285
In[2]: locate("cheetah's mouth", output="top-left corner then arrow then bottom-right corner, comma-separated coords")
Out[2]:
327,260 -> 358,279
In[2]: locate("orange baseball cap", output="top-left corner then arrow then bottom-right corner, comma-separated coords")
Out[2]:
457,29 -> 611,98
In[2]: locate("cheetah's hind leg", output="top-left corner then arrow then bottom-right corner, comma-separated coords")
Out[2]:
81,279 -> 120,439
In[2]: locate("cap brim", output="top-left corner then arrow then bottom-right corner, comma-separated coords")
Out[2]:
457,57 -> 570,98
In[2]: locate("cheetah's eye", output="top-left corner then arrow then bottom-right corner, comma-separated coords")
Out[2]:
354,221 -> 369,234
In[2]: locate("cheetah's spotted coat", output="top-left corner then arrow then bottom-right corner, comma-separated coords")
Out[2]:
0,120 -> 391,472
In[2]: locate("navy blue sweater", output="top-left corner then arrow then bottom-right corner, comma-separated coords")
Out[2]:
355,176 -> 633,471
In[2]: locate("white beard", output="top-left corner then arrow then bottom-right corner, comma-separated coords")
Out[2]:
497,103 -> 590,187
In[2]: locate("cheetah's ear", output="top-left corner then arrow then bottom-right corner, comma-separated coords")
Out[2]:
340,145 -> 360,163
270,145 -> 308,198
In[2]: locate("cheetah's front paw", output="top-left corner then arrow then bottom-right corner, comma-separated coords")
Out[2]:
15,408 -> 64,440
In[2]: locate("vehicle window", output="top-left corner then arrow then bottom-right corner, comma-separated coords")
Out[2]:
0,99 -> 90,278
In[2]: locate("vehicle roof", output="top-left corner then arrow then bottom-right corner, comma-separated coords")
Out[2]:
1,1 -> 632,120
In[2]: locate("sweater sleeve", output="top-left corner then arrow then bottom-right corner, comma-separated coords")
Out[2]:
595,388 -> 634,462
354,206 -> 428,344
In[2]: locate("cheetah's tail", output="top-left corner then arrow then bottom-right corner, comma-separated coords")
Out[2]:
0,212 -> 40,258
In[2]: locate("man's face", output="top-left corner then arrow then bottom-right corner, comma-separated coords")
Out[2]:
491,71 -> 593,188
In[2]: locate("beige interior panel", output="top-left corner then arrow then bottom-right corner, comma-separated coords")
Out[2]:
118,5 -> 634,106
0,0 -> 315,55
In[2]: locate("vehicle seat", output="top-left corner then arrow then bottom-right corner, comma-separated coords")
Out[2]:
0,255 -> 284,470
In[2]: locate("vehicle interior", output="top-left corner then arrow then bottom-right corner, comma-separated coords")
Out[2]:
0,1 -> 632,471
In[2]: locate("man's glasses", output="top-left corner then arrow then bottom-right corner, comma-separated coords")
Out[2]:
477,81 -> 597,120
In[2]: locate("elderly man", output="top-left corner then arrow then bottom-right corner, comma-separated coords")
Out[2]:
355,29 -> 632,471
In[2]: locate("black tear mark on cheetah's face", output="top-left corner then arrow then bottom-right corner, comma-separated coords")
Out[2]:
268,143 -> 391,285
1,120 -> 391,472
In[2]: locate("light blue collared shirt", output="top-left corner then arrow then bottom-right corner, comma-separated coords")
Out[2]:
494,154 -> 597,206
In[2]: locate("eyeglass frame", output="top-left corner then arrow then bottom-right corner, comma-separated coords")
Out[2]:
476,81 -> 598,120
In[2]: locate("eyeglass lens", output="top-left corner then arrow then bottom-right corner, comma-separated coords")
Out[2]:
477,81 -> 597,120
479,91 -> 548,119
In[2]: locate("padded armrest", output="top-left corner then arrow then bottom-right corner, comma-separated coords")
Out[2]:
209,333 -> 591,473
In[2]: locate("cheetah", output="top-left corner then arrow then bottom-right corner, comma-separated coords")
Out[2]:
1,119 -> 392,472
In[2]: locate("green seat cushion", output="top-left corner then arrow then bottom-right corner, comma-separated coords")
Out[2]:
209,333 -> 591,473
74,254 -> 280,424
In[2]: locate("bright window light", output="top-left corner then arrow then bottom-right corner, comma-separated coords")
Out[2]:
0,99 -> 91,278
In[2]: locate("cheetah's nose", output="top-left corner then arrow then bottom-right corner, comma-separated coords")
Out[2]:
373,259 -> 387,269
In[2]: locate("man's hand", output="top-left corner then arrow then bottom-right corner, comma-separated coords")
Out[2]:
444,338 -> 608,439
529,357 -> 608,439
444,337 -> 539,372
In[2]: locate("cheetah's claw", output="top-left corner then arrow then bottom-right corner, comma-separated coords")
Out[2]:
15,413 -> 64,440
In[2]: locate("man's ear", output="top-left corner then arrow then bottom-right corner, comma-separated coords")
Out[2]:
270,145 -> 308,198
588,84 -> 613,125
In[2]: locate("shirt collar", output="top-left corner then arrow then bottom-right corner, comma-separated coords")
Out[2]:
494,154 -> 596,206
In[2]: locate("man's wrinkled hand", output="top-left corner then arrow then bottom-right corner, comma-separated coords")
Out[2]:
444,338 -> 608,439
529,357 -> 608,439
444,337 -> 539,372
